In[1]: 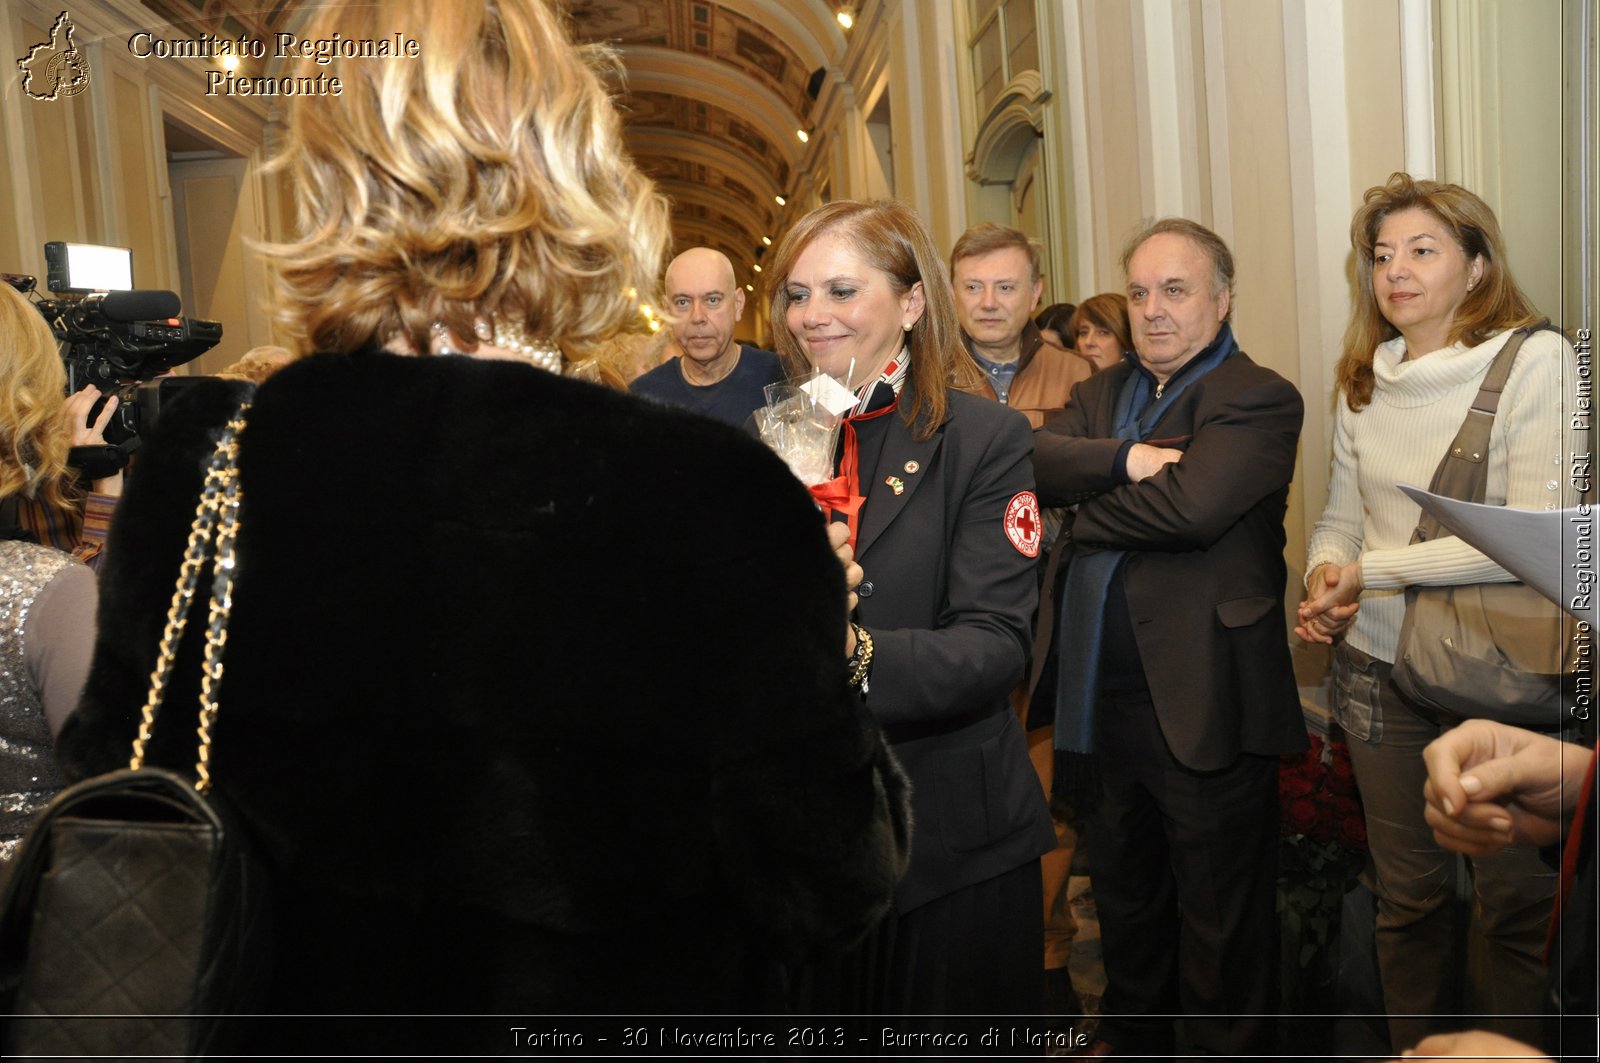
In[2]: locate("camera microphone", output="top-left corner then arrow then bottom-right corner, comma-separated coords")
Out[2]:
94,289 -> 181,322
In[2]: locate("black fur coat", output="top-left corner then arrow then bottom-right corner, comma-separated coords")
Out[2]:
58,352 -> 909,1027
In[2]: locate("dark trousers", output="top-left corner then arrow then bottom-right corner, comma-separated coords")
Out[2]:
1084,689 -> 1280,1057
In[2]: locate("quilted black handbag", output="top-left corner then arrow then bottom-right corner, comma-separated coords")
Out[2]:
0,405 -> 271,1056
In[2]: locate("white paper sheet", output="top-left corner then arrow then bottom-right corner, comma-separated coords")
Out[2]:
1397,483 -> 1597,627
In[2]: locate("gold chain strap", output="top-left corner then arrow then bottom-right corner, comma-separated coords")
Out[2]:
128,405 -> 250,794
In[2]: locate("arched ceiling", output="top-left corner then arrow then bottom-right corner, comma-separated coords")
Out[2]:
565,0 -> 848,289
127,0 -> 850,290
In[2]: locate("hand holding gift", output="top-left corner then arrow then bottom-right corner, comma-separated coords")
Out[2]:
755,372 -> 853,487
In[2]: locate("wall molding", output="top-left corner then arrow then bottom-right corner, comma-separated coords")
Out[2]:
966,70 -> 1048,185
1132,0 -> 1202,219
1437,0 -> 1498,199
1047,0 -> 1096,295
1200,0 -> 1233,243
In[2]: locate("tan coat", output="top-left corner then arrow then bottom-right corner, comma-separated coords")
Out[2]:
962,321 -> 1093,429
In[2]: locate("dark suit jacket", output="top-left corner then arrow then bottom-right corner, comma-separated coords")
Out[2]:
851,388 -> 1055,912
1032,349 -> 1307,772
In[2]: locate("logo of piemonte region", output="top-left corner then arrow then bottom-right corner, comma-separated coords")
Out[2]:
17,12 -> 91,101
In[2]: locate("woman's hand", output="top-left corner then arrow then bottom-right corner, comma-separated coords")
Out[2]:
64,385 -> 117,446
1295,561 -> 1362,644
63,385 -> 126,496
827,521 -> 863,657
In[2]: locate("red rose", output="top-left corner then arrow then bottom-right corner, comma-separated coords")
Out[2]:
1280,773 -> 1314,799
1286,797 -> 1318,834
1339,813 -> 1368,848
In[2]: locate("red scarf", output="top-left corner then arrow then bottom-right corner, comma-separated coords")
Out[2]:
809,400 -> 897,550
808,363 -> 902,549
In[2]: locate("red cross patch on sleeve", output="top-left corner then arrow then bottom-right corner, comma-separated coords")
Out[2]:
1004,491 -> 1042,557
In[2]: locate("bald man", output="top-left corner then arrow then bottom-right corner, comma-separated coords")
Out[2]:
630,247 -> 783,427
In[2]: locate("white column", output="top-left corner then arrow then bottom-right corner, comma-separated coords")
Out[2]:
1132,0 -> 1202,219
1399,0 -> 1437,179
1043,0 -> 1097,294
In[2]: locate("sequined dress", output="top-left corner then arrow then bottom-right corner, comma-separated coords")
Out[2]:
0,540 -> 72,861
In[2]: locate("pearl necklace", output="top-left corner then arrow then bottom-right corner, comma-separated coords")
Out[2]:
491,319 -> 563,375
428,319 -> 563,374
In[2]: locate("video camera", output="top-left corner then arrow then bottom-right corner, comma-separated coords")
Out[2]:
4,242 -> 222,456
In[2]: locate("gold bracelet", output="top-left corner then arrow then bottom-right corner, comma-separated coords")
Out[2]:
847,623 -> 874,692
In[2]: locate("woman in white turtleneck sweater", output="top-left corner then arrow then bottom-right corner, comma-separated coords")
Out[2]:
1298,173 -> 1581,1054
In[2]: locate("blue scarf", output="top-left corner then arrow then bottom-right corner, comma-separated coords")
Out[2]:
1054,323 -> 1238,754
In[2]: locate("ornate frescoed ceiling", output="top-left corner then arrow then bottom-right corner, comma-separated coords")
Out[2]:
565,0 -> 848,287
133,0 -> 850,291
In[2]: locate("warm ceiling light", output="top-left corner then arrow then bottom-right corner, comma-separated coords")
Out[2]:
762,236 -> 772,246
220,53 -> 241,71
639,303 -> 654,317
837,9 -> 855,30
775,194 -> 786,206
797,129 -> 809,143
648,319 -> 661,332
752,264 -> 762,273
746,284 -> 754,292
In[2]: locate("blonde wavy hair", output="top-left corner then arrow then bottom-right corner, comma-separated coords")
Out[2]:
217,345 -> 295,385
1338,172 -> 1538,411
0,283 -> 69,511
260,0 -> 668,366
767,200 -> 982,442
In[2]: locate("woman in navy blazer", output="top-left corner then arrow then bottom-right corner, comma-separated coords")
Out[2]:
768,200 -> 1056,1013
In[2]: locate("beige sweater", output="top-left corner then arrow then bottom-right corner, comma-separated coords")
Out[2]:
1305,327 -> 1582,662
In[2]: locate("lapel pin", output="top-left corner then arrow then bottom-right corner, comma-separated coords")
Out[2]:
903,460 -> 920,474
885,475 -> 905,496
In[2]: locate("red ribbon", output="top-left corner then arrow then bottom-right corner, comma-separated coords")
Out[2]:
809,400 -> 897,550
1546,746 -> 1598,962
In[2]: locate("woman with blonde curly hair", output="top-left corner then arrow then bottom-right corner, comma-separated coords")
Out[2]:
58,0 -> 907,1033
0,282 -> 98,859
1298,172 -> 1582,1051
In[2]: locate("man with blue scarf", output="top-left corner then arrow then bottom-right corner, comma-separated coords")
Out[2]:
1028,219 -> 1307,1058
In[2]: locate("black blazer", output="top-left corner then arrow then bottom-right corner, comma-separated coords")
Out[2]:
1032,349 -> 1308,771
851,388 -> 1055,912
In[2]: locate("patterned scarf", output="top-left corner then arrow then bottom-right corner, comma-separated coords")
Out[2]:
809,355 -> 906,549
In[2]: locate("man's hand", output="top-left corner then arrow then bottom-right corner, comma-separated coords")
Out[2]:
1124,442 -> 1183,482
1295,561 -> 1362,645
1421,719 -> 1589,855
